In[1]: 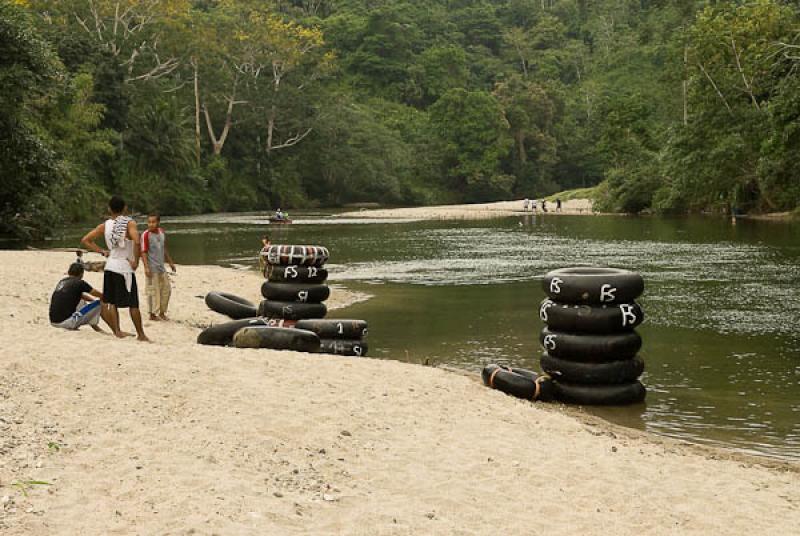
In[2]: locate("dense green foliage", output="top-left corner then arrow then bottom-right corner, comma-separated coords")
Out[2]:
1,0 -> 799,237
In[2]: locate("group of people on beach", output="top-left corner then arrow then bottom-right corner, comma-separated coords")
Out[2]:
523,198 -> 562,213
48,196 -> 175,342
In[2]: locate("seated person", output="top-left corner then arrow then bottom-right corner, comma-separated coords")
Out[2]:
49,263 -> 106,332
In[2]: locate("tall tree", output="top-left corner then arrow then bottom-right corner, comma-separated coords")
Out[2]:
430,88 -> 513,201
0,1 -> 64,238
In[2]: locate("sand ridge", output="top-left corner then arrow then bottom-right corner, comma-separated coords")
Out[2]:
1,251 -> 798,535
338,198 -> 593,220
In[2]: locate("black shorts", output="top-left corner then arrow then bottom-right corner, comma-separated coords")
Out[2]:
103,271 -> 139,309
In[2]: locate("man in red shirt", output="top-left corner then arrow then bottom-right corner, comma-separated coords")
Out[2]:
141,214 -> 176,321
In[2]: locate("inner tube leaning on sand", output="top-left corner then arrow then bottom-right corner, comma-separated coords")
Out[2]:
198,317 -> 267,346
258,300 -> 327,320
295,319 -> 368,339
539,328 -> 642,361
318,338 -> 368,357
205,292 -> 257,320
232,326 -> 321,353
197,317 -> 298,346
266,265 -> 328,284
264,245 -> 330,267
542,267 -> 644,305
553,381 -> 646,406
481,364 -> 555,402
260,282 -> 330,303
539,299 -> 644,333
540,353 -> 645,384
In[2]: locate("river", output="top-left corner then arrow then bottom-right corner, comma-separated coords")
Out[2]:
33,211 -> 800,460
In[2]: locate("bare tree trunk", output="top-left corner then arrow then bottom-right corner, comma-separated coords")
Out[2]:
202,75 -> 242,157
513,43 -> 527,77
730,36 -> 761,111
584,91 -> 592,122
517,131 -> 527,163
266,106 -> 275,155
262,62 -> 313,154
697,62 -> 733,115
682,45 -> 688,126
193,59 -> 201,164
203,107 -> 222,156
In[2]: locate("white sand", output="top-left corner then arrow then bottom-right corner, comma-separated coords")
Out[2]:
339,198 -> 593,220
1,251 -> 798,535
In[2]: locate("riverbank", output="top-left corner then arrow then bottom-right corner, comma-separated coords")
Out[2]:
738,210 -> 799,221
1,251 -> 798,535
338,198 -> 593,220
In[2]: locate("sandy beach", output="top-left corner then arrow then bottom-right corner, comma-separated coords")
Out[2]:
1,250 -> 798,535
339,198 -> 593,220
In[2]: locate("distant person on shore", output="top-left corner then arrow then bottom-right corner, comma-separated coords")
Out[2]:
542,199 -> 548,212
49,262 -> 108,332
141,213 -> 176,321
259,234 -> 271,276
523,198 -> 530,212
81,196 -> 149,342
556,198 -> 562,212
532,199 -> 538,213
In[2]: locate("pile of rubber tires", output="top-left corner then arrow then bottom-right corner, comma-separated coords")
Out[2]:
296,319 -> 368,357
260,245 -> 330,321
199,244 -> 368,357
539,267 -> 646,405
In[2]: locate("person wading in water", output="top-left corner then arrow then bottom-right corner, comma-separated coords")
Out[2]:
81,196 -> 150,342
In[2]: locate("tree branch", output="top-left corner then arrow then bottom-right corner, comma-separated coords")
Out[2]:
125,57 -> 180,83
269,128 -> 313,151
697,62 -> 733,115
730,36 -> 760,111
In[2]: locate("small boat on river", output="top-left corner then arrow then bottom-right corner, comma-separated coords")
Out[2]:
268,217 -> 292,224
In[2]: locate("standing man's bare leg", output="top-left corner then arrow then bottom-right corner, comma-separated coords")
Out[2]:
100,304 -> 115,333
107,304 -> 132,338
130,308 -> 150,342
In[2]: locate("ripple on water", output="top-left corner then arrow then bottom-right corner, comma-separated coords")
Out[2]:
332,226 -> 800,339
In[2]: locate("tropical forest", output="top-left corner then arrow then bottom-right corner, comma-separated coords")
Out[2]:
3,0 -> 800,238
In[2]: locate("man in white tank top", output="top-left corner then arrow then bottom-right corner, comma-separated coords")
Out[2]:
81,196 -> 150,342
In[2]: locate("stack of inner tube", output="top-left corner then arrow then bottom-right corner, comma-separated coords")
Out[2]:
296,319 -> 369,357
198,245 -> 370,356
540,267 -> 646,405
259,245 -> 331,320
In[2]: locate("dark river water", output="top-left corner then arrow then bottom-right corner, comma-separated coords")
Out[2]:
30,212 -> 800,460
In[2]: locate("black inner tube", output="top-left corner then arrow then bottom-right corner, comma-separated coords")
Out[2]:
232,326 -> 321,352
205,292 -> 258,320
197,317 -> 266,346
540,299 -> 644,333
540,353 -> 645,384
296,319 -> 368,339
258,300 -> 328,320
542,267 -> 644,305
539,328 -> 642,361
261,282 -> 330,303
481,364 -> 555,402
553,381 -> 646,406
318,338 -> 368,357
266,265 -> 328,283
